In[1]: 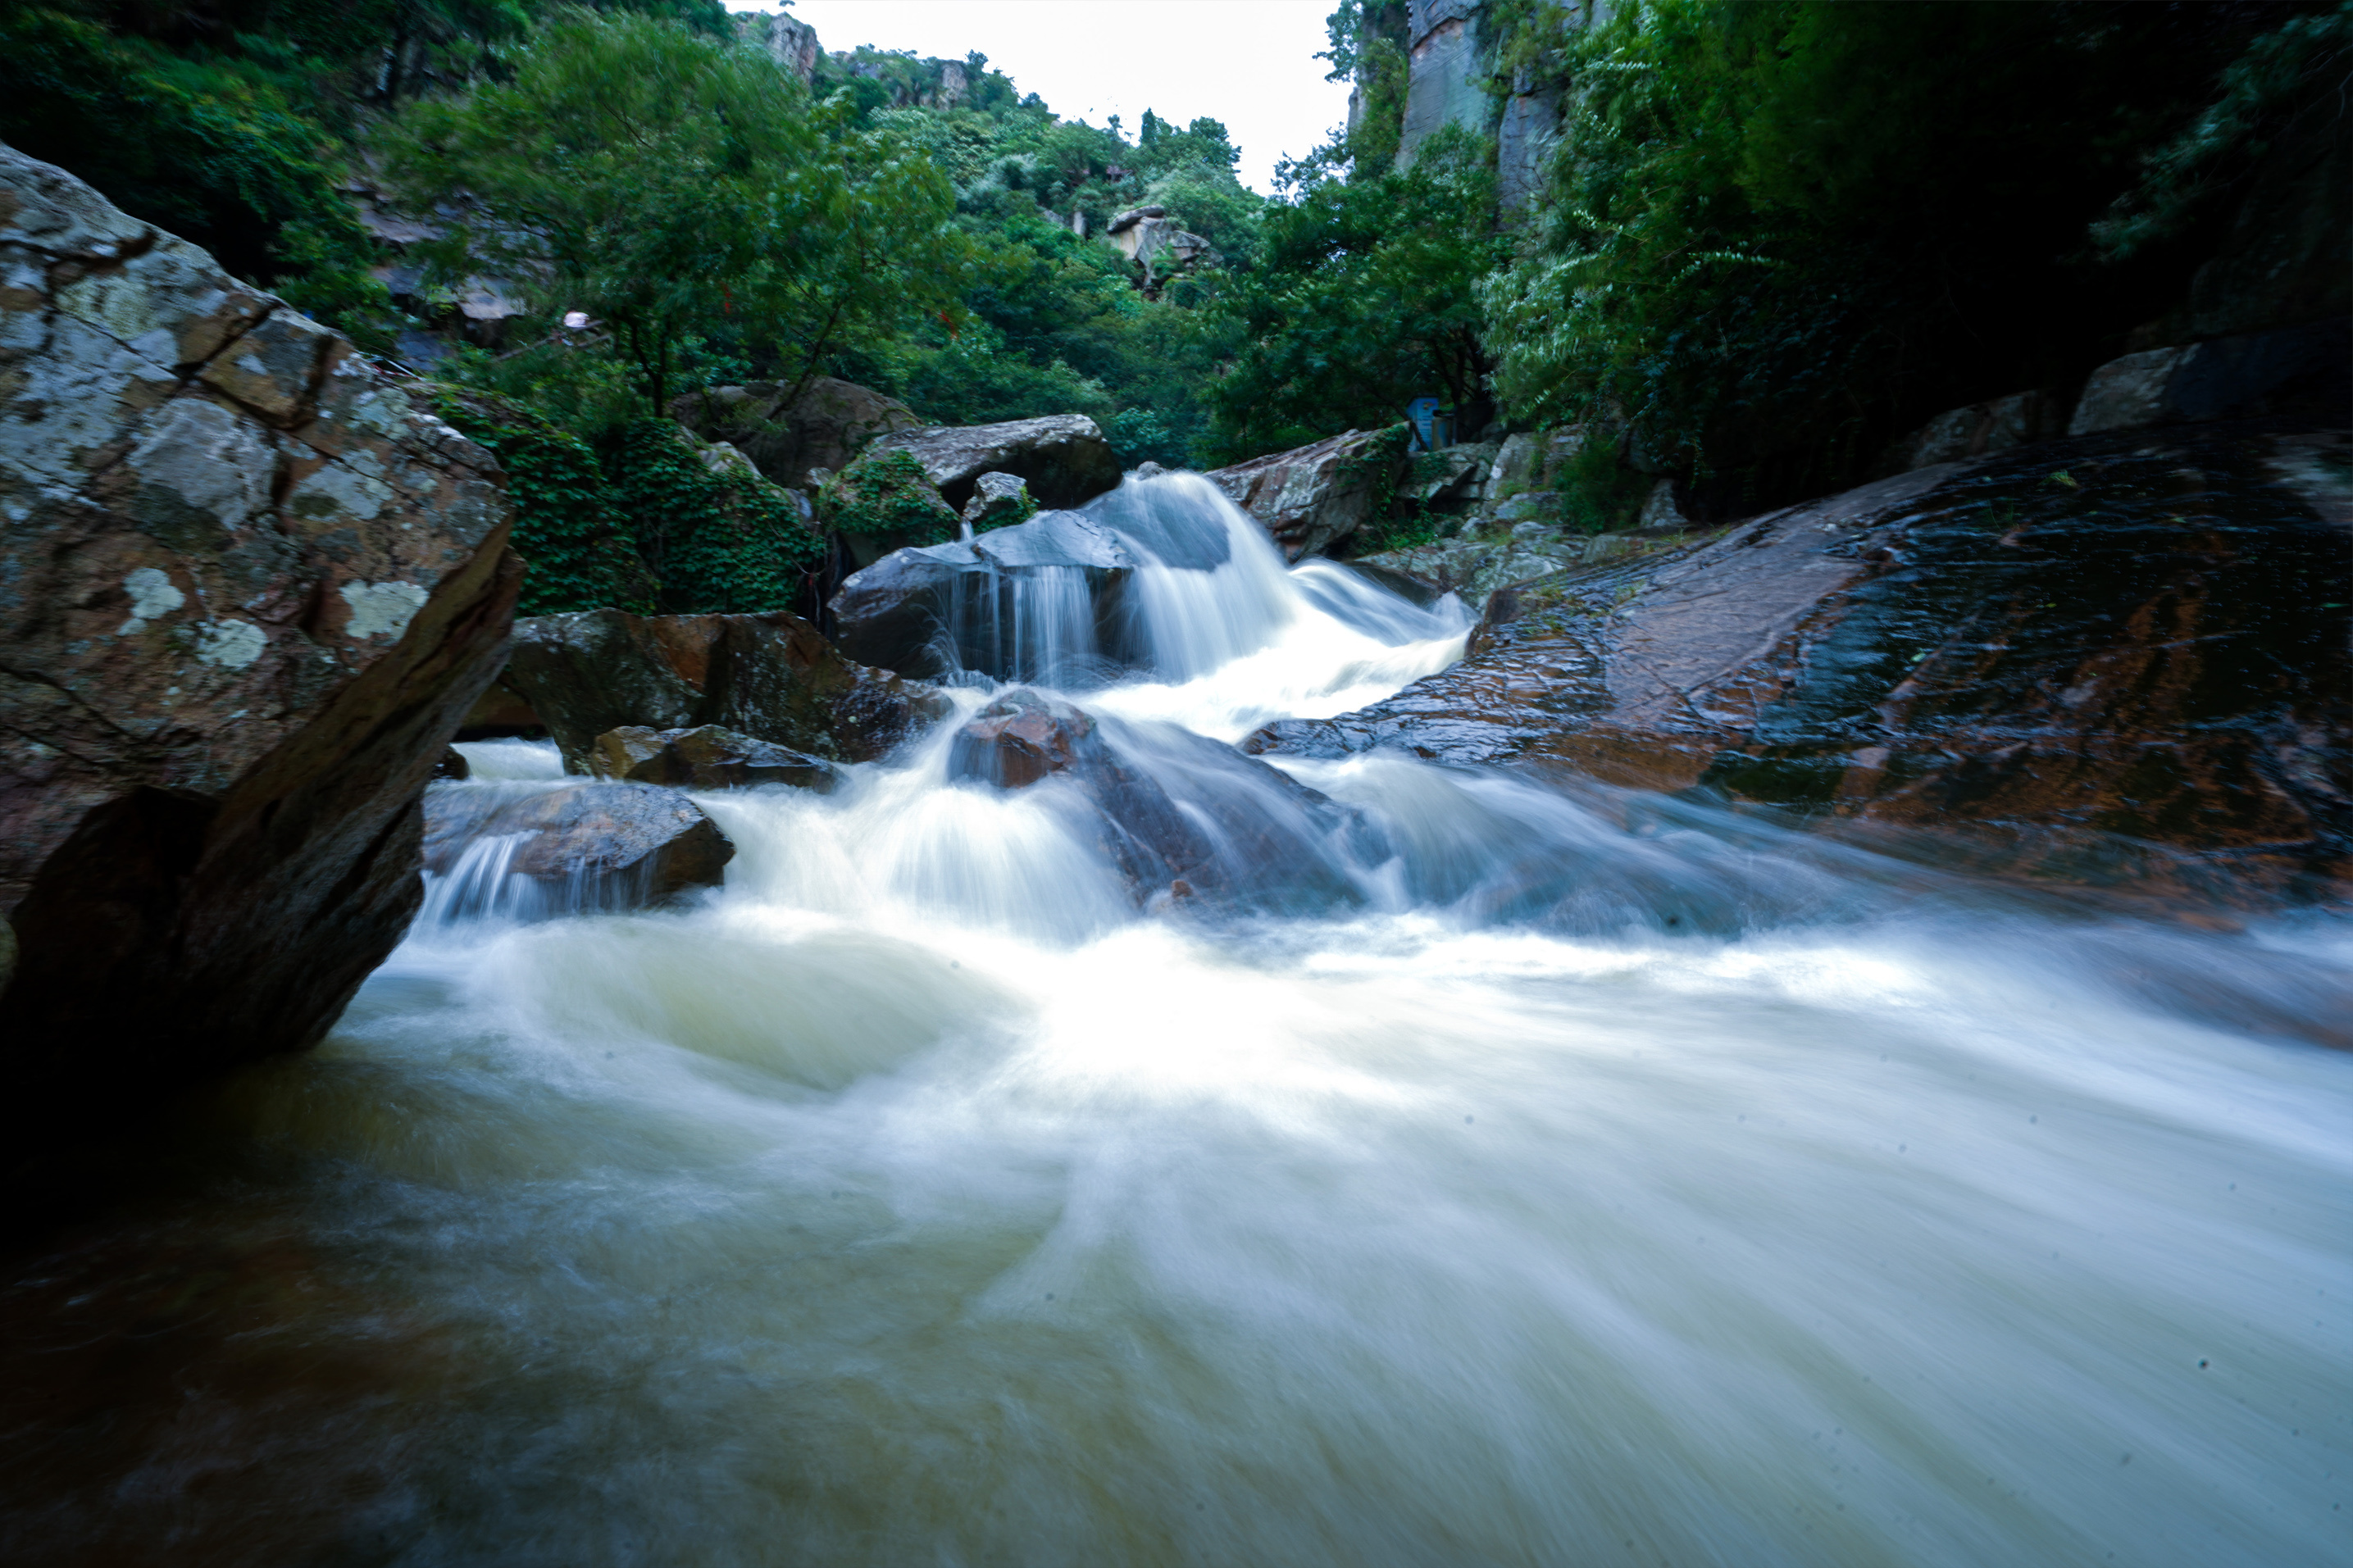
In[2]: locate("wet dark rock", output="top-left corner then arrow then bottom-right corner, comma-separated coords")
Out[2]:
951,689 -> 1377,911
1206,428 -> 1409,561
1249,423 -> 2353,900
866,414 -> 1121,512
433,748 -> 471,781
829,509 -> 1140,679
506,609 -> 950,773
0,144 -> 521,1134
590,725 -> 841,793
423,781 -> 732,905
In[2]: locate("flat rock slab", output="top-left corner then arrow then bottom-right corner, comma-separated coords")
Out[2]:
1251,423 -> 2353,901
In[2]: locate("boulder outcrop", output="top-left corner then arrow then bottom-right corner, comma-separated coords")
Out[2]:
829,508 -> 1139,679
0,143 -> 520,1125
1251,422 -> 2353,900
2069,320 -> 2351,436
421,780 -> 732,911
505,608 -> 949,772
1205,428 -> 1410,560
865,415 -> 1122,512
671,375 -> 921,490
589,725 -> 842,793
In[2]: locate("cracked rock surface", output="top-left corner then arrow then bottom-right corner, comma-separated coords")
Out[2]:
0,143 -> 521,1134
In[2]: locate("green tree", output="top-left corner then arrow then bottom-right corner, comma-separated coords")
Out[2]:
380,7 -> 963,416
1205,125 -> 1506,459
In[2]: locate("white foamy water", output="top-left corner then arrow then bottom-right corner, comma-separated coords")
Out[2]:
71,475 -> 2353,1564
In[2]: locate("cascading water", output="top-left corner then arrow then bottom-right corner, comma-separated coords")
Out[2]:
3,472 -> 2346,1567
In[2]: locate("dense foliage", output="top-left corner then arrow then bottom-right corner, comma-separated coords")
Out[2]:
1479,0 -> 2339,511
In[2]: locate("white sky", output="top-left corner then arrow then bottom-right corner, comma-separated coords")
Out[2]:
747,2 -> 1352,192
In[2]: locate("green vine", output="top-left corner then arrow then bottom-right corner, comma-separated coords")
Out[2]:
609,420 -> 822,614
430,387 -> 656,616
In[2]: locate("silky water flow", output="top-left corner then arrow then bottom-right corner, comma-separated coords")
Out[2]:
4,473 -> 2347,1567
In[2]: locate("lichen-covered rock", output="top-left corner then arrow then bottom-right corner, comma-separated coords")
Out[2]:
0,143 -> 521,1123
1250,423 -> 2353,902
421,779 -> 732,908
865,414 -> 1122,512
589,725 -> 841,793
506,608 -> 949,772
1205,428 -> 1409,561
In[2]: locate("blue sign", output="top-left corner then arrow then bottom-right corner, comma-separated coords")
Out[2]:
1405,396 -> 1444,451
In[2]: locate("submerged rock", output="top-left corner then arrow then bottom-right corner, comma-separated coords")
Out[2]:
0,143 -> 520,1126
422,780 -> 732,909
505,609 -> 949,773
950,689 -> 1376,911
1205,428 -> 1409,561
1251,422 -> 2353,900
829,509 -> 1140,680
590,725 -> 841,793
866,414 -> 1122,511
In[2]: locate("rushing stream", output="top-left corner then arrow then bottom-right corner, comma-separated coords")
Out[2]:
5,475 -> 2349,1567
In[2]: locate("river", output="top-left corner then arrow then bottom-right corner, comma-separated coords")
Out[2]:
3,475 -> 2346,1567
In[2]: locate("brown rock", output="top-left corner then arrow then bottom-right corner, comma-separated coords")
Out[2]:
1249,424 -> 2353,901
505,608 -> 950,773
0,143 -> 520,1133
1206,429 -> 1410,561
589,725 -> 841,793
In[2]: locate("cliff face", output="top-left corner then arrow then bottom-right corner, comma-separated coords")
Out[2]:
0,143 -> 521,1139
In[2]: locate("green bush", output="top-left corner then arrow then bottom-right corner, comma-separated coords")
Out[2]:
609,420 -> 822,614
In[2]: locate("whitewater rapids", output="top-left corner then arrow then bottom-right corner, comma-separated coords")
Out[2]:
21,474 -> 2351,1566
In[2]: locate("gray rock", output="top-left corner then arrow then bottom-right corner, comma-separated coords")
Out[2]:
2069,321 -> 2351,436
962,470 -> 1032,529
866,414 -> 1122,511
422,780 -> 733,909
589,725 -> 842,792
0,142 -> 520,1134
507,609 -> 950,773
828,509 -> 1139,679
1886,390 -> 2070,472
1205,428 -> 1409,560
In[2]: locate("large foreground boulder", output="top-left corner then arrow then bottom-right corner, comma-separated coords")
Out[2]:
505,608 -> 949,773
1206,429 -> 1410,561
1249,422 -> 2353,901
829,508 -> 1140,680
421,780 -> 732,913
0,143 -> 520,1129
866,414 -> 1122,511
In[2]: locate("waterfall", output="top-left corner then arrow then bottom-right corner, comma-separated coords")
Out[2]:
19,469 -> 2349,1568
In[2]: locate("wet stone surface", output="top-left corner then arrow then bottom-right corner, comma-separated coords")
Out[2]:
1251,424 -> 2353,898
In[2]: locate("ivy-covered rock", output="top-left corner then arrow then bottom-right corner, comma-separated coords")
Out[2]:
608,419 -> 823,615
817,446 -> 963,548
